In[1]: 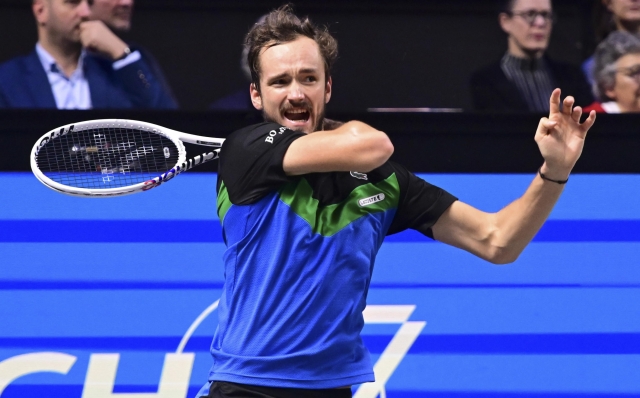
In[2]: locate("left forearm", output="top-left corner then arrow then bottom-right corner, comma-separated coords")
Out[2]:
491,169 -> 565,262
433,89 -> 594,265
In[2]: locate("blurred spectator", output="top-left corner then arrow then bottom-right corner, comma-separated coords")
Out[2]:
584,31 -> 640,112
470,0 -> 593,112
209,15 -> 268,111
583,0 -> 640,85
89,0 -> 177,105
0,0 -> 176,109
209,43 -> 253,110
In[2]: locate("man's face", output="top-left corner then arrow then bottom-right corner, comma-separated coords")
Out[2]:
250,36 -> 332,134
35,0 -> 91,43
606,0 -> 640,25
500,0 -> 553,56
89,0 -> 133,31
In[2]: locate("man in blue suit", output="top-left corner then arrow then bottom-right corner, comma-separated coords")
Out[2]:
89,0 -> 178,106
0,0 -> 177,109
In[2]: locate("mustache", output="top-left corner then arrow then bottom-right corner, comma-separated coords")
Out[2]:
280,103 -> 311,113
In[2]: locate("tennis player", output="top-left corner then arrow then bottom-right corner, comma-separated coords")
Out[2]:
197,5 -> 596,398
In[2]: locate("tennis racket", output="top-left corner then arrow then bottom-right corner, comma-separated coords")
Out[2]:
31,119 -> 225,197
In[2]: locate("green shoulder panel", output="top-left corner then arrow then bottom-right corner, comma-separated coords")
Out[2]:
217,182 -> 232,223
279,173 -> 400,237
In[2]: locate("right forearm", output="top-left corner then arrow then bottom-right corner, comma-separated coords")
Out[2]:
283,121 -> 394,175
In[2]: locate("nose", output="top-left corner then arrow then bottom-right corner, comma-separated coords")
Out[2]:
287,82 -> 304,102
77,0 -> 91,18
532,14 -> 548,27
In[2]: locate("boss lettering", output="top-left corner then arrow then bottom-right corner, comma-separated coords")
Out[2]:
264,127 -> 288,144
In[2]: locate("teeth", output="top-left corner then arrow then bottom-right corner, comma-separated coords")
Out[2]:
287,109 -> 308,113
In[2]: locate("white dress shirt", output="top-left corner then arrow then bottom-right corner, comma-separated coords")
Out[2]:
36,43 -> 91,109
35,43 -> 142,110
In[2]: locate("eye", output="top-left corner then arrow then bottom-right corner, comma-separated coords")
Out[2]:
629,66 -> 640,77
304,76 -> 317,83
525,10 -> 537,19
270,77 -> 289,86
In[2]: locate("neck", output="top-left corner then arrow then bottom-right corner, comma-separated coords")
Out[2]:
507,39 -> 544,59
616,18 -> 640,34
38,30 -> 82,77
617,101 -> 640,113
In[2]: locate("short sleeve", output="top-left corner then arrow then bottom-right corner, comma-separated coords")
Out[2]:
219,122 -> 305,204
386,162 -> 457,239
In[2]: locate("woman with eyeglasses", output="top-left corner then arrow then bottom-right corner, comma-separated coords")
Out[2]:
583,0 -> 640,85
584,31 -> 640,113
470,0 -> 593,112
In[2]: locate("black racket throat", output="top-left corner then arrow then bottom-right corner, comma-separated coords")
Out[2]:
141,150 -> 220,191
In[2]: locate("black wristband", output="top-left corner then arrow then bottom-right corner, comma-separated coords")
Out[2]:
538,167 -> 568,184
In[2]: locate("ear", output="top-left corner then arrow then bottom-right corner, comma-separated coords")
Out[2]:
602,0 -> 613,12
33,0 -> 47,25
250,82 -> 263,110
604,86 -> 618,101
498,12 -> 511,34
324,76 -> 332,104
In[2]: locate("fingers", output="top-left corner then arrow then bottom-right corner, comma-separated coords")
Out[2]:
549,88 -> 561,114
78,21 -> 126,60
580,110 -> 597,135
562,95 -> 575,116
537,117 -> 557,136
571,105 -> 583,123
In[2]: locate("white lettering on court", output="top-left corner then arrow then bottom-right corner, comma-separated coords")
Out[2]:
0,303 -> 421,398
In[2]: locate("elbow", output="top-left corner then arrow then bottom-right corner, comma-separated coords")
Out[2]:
369,133 -> 394,169
485,246 -> 521,265
343,121 -> 394,170
476,220 -> 521,265
358,131 -> 394,171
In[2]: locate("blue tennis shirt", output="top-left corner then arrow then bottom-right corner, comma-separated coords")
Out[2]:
206,122 -> 456,388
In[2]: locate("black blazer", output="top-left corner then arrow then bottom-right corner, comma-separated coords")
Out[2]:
469,56 -> 594,112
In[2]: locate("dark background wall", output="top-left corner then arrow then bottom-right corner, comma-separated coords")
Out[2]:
0,0 -> 595,111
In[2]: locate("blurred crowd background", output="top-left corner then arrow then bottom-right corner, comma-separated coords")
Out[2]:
0,0 -> 639,113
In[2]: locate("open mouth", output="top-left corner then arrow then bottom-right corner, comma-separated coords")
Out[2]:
284,109 -> 310,124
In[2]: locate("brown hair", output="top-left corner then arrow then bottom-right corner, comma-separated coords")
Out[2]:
593,0 -> 617,45
245,4 -> 338,92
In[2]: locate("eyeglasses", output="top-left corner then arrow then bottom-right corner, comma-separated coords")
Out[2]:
617,64 -> 640,80
508,10 -> 556,26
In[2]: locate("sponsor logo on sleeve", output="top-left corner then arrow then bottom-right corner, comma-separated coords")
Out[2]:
264,127 -> 288,144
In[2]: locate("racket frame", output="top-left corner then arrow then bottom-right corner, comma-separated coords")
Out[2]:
31,119 -> 223,197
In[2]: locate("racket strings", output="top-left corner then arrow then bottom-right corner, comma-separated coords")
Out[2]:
37,127 -> 180,189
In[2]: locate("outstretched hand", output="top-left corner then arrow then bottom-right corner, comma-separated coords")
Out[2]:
534,88 -> 596,181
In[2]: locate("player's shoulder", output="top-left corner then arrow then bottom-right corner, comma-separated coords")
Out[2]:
228,122 -> 286,139
223,122 -> 303,153
375,160 -> 437,189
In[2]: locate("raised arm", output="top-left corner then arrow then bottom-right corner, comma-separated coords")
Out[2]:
432,89 -> 596,264
282,120 -> 394,176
